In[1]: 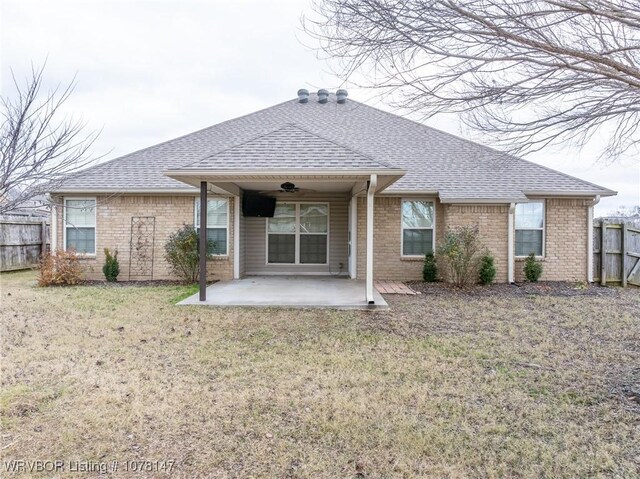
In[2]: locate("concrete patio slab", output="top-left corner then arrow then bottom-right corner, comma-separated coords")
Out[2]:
178,276 -> 388,309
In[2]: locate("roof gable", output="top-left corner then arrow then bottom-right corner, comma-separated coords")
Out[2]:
178,123 -> 394,171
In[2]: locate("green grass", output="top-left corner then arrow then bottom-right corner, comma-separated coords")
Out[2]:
167,283 -> 199,303
1,270 -> 638,478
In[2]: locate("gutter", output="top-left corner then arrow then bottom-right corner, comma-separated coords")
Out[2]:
164,168 -> 406,177
49,188 -> 200,195
522,190 -> 617,197
357,189 -> 439,196
443,197 -> 525,204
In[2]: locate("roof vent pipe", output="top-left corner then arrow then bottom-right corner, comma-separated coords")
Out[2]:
336,89 -> 348,104
297,89 -> 309,103
317,89 -> 329,103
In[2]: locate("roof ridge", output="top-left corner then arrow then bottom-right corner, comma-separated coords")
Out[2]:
176,122 -> 296,169
345,97 -> 518,157
286,122 -> 397,170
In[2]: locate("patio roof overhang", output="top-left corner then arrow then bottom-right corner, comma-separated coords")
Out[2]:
163,168 -> 406,195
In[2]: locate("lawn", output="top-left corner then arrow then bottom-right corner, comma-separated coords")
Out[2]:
1,270 -> 639,478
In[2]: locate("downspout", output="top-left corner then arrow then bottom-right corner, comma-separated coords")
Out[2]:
587,195 -> 600,283
508,203 -> 515,283
199,181 -> 208,301
233,195 -> 240,279
49,194 -> 57,252
349,195 -> 358,279
366,174 -> 377,304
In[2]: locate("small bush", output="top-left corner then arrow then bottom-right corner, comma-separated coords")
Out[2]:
38,250 -> 83,286
423,252 -> 438,282
524,252 -> 543,282
478,254 -> 496,285
437,225 -> 484,287
102,248 -> 120,282
164,225 -> 214,283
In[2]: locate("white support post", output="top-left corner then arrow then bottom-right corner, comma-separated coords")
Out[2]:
349,195 -> 358,279
365,174 -> 377,304
587,195 -> 600,283
507,203 -> 515,283
233,195 -> 241,279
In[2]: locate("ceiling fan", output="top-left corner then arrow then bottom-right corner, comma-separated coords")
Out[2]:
259,182 -> 315,195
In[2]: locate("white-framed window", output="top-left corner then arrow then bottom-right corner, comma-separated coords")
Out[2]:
267,202 -> 329,264
195,198 -> 229,256
401,199 -> 435,256
64,198 -> 96,255
515,201 -> 545,257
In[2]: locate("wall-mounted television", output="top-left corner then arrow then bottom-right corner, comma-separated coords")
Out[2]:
242,193 -> 276,217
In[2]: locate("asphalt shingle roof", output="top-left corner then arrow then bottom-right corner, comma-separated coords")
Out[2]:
55,93 -> 615,201
179,123 -> 395,171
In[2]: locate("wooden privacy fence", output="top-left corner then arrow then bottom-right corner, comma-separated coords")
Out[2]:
593,219 -> 640,287
0,215 -> 50,272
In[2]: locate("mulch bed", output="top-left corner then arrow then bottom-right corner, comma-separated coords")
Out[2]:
406,280 -> 621,297
79,280 -> 212,288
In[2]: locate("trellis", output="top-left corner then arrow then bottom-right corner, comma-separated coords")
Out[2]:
129,216 -> 155,280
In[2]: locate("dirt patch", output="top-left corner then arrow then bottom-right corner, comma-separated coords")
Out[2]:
613,367 -> 640,414
407,280 -> 620,298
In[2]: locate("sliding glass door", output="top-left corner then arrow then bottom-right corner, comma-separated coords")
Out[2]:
267,202 -> 329,265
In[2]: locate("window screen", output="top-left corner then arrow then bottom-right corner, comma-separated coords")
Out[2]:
402,229 -> 433,256
300,235 -> 327,264
268,234 -> 296,263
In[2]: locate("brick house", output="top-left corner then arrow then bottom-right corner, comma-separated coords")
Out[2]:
49,89 -> 615,303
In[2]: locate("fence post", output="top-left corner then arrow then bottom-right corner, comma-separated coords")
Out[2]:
41,220 -> 47,256
622,222 -> 627,288
600,221 -> 607,286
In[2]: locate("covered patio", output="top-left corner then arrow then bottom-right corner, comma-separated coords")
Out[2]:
164,124 -> 405,306
178,276 -> 388,309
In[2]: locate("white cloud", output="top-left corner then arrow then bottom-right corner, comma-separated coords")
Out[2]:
2,0 -> 638,215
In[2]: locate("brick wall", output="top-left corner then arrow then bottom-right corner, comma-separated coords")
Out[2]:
515,198 -> 589,282
53,194 -> 234,281
52,193 -> 589,283
355,196 -> 589,283
356,196 -> 443,281
442,204 -> 510,282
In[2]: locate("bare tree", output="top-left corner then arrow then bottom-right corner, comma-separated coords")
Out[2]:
0,64 -> 100,215
305,0 -> 640,161
608,205 -> 640,217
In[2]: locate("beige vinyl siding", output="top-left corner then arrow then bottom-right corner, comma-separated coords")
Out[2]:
244,193 -> 349,275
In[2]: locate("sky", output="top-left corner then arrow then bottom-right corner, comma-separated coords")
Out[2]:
2,0 -> 638,215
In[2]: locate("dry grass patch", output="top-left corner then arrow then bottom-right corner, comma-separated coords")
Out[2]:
1,271 -> 639,478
